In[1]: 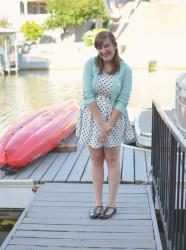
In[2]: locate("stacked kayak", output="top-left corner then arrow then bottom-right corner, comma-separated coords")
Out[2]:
0,99 -> 79,170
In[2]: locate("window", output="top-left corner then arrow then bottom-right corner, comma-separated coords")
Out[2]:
39,2 -> 47,14
27,1 -> 47,14
20,1 -> 25,14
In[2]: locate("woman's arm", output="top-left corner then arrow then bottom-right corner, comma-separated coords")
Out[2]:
88,102 -> 110,143
107,63 -> 132,127
114,63 -> 132,116
82,59 -> 95,106
88,102 -> 112,133
108,109 -> 121,128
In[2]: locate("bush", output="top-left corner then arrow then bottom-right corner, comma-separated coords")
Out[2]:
20,21 -> 44,44
82,28 -> 108,47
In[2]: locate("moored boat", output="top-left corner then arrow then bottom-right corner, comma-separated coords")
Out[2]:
135,108 -> 152,148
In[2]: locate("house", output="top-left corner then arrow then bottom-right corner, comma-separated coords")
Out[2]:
0,0 -> 121,34
0,0 -> 101,43
0,0 -> 49,30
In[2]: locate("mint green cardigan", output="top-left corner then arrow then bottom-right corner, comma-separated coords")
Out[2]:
81,57 -> 132,117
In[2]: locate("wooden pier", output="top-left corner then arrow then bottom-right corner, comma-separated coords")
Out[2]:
0,133 -> 151,184
1,183 -> 162,250
0,133 -> 162,250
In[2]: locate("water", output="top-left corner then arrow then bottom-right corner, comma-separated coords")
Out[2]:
0,219 -> 16,246
0,209 -> 22,246
0,68 -> 182,139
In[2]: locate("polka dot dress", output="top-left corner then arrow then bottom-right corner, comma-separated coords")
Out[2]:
76,72 -> 134,148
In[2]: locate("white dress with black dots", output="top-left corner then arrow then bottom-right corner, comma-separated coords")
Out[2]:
76,72 -> 134,148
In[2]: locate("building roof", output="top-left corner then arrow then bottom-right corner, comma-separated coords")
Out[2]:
0,28 -> 17,35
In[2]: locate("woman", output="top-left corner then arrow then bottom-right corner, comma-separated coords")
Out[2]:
76,31 -> 132,219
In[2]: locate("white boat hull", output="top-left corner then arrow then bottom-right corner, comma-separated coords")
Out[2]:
135,109 -> 152,148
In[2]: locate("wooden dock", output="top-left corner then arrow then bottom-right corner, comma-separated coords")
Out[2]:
0,133 -> 151,184
1,183 -> 162,250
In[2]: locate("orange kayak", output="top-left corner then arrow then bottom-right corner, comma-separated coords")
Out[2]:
0,99 -> 79,169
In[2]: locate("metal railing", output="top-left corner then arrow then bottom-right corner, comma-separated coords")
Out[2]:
152,101 -> 186,250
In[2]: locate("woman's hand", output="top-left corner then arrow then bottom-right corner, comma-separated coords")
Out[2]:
97,130 -> 108,143
98,121 -> 113,134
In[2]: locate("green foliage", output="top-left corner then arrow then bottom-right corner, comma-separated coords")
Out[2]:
45,0 -> 108,29
0,17 -> 11,46
20,21 -> 44,43
82,28 -> 108,46
0,17 -> 11,28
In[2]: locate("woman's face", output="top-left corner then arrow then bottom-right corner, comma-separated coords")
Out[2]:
96,37 -> 116,62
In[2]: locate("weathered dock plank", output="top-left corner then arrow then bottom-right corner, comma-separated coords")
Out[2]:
14,231 -> 154,240
135,149 -> 148,182
5,238 -> 156,249
29,153 -> 58,182
122,146 -> 134,182
14,157 -> 45,180
40,152 -> 69,182
1,183 -> 161,250
81,158 -> 92,182
5,247 -> 156,250
67,146 -> 89,182
54,143 -> 84,182
20,218 -> 153,226
145,150 -> 152,180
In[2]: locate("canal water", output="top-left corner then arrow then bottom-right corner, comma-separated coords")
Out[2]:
0,68 -> 183,139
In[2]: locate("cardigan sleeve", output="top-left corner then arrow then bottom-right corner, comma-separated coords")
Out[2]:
114,63 -> 132,115
82,58 -> 96,106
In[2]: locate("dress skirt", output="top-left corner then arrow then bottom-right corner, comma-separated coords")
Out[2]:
76,72 -> 135,148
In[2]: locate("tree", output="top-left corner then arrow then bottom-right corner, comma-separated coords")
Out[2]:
82,28 -> 108,46
45,0 -> 108,29
0,17 -> 11,46
0,17 -> 11,28
20,21 -> 44,44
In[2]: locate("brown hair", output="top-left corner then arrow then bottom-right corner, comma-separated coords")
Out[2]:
94,31 -> 120,74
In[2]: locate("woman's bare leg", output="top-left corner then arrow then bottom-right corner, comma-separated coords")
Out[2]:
88,146 -> 105,206
104,146 -> 120,207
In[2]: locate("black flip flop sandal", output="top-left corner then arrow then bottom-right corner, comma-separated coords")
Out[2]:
98,206 -> 117,219
89,206 -> 103,219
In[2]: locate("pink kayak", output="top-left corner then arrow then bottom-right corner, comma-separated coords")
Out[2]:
0,99 -> 80,169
